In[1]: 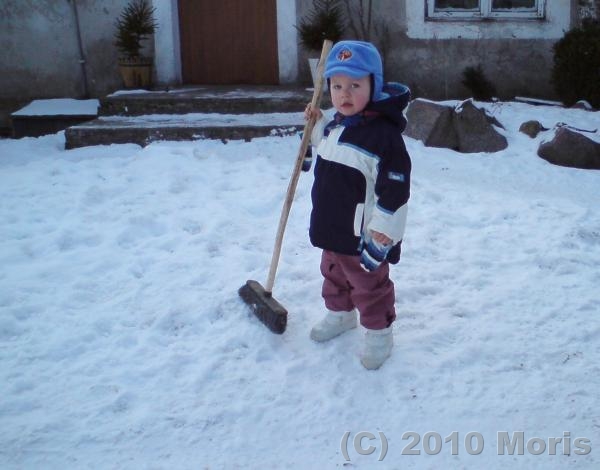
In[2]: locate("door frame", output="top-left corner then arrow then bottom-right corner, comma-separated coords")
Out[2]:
153,0 -> 298,85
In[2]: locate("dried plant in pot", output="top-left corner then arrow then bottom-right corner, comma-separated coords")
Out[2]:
114,0 -> 158,88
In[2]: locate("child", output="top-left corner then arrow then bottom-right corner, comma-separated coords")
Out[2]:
305,40 -> 411,370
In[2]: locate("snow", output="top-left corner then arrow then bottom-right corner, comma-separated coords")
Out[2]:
514,96 -> 564,107
11,99 -> 99,117
75,112 -> 305,129
107,87 -> 311,100
1,101 -> 599,469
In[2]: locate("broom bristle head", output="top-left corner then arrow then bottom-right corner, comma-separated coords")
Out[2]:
239,280 -> 287,334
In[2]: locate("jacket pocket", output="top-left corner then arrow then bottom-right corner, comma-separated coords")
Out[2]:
353,203 -> 365,237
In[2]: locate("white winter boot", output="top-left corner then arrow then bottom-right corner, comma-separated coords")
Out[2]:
310,309 -> 358,342
361,326 -> 393,370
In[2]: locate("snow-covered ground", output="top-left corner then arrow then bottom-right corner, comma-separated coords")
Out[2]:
1,101 -> 599,469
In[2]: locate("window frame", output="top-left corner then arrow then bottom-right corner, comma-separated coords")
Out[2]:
426,0 -> 546,20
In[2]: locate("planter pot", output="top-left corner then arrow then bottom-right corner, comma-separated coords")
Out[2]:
118,57 -> 153,89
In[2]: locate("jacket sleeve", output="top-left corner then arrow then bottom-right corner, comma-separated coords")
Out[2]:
366,136 -> 411,243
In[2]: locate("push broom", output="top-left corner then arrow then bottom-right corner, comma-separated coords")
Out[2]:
239,39 -> 333,334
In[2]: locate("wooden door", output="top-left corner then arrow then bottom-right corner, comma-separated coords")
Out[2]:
178,0 -> 279,84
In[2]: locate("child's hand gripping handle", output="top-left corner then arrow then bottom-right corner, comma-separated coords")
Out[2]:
265,39 -> 333,293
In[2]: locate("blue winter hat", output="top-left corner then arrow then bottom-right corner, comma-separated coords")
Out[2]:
324,40 -> 384,101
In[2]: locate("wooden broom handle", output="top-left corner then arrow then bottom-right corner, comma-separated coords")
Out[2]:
265,39 -> 333,293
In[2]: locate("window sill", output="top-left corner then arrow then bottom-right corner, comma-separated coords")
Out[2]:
425,15 -> 546,22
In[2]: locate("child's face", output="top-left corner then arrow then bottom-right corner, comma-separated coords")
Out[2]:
330,74 -> 371,116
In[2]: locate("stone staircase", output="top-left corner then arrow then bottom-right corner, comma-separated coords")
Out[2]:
64,86 -> 326,149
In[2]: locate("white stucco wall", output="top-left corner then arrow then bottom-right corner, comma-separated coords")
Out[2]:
276,0 -> 298,83
406,1 -> 572,39
0,0 -> 128,99
153,0 -> 181,85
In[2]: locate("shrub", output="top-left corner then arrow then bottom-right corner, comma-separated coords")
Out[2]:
552,19 -> 600,108
114,0 -> 157,60
297,0 -> 346,52
461,65 -> 497,101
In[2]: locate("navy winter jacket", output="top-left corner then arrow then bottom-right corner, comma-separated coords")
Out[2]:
309,83 -> 411,264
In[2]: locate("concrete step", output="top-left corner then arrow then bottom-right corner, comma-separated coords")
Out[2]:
64,112 -> 305,149
11,98 -> 99,138
62,86 -> 330,148
100,85 -> 328,116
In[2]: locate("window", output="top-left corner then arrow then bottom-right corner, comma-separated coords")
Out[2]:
427,0 -> 545,20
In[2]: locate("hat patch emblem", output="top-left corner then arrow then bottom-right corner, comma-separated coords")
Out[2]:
337,49 -> 352,61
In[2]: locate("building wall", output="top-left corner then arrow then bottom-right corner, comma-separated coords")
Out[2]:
0,0 -> 129,101
295,0 -> 577,100
0,0 -> 591,114
153,0 -> 181,85
399,0 -> 574,99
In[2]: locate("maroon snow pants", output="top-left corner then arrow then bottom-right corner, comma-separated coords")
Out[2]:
320,250 -> 396,330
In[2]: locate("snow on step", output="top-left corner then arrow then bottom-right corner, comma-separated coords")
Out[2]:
64,112 -> 305,149
75,112 -> 304,128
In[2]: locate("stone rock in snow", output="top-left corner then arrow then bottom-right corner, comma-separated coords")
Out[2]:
404,99 -> 458,150
519,120 -> 547,138
405,98 -> 507,153
453,100 -> 507,153
537,126 -> 600,169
